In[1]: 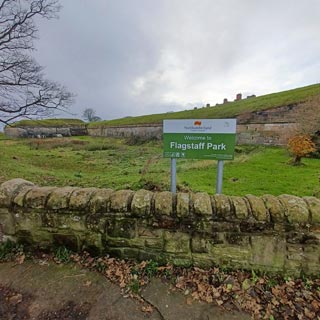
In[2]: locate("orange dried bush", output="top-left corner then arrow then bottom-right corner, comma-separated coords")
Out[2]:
287,134 -> 316,165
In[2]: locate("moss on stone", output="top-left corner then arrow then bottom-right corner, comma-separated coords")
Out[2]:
262,195 -> 285,223
110,190 -> 134,213
191,193 -> 212,216
245,194 -> 269,222
131,189 -> 153,216
47,187 -> 79,210
230,196 -> 249,220
176,193 -> 190,218
278,195 -> 309,224
154,192 -> 173,216
69,188 -> 98,211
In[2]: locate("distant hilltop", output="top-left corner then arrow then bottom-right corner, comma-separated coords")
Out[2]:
4,83 -> 320,146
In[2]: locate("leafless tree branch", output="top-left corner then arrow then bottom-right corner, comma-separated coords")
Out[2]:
0,0 -> 73,124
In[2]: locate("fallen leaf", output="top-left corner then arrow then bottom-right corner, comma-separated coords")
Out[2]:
141,305 -> 153,313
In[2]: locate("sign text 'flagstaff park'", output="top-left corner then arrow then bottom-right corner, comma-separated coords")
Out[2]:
163,119 -> 237,193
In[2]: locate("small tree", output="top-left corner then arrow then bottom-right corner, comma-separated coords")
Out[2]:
287,134 -> 316,165
82,108 -> 101,122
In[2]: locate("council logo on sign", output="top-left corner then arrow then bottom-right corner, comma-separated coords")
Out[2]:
194,120 -> 202,126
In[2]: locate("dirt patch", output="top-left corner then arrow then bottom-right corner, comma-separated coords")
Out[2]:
0,285 -> 32,320
37,300 -> 91,320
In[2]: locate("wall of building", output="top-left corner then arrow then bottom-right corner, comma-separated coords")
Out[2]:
1,179 -> 320,275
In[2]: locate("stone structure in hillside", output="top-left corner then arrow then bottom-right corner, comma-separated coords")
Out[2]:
3,99 -> 318,146
1,179 -> 320,276
88,103 -> 306,145
4,123 -> 88,138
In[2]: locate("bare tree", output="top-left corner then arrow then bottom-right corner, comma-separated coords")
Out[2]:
82,108 -> 101,122
0,0 -> 73,126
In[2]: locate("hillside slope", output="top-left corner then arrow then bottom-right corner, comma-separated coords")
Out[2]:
90,83 -> 320,127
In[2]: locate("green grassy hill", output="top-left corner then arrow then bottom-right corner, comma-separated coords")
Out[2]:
10,118 -> 85,127
89,83 -> 320,127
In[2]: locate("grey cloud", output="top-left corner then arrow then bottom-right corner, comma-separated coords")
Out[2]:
31,0 -> 320,121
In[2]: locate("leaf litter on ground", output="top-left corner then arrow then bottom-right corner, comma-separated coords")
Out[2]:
1,248 -> 320,319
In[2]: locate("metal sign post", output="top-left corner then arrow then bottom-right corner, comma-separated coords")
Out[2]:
170,158 -> 177,193
216,160 -> 224,194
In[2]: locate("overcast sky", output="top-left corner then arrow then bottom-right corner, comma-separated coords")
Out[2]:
34,0 -> 320,121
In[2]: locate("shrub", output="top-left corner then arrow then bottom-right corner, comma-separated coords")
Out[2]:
287,134 -> 316,165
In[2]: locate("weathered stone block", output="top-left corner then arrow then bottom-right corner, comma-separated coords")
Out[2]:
110,190 -> 134,213
191,193 -> 212,216
105,218 -> 136,239
226,233 -> 250,246
86,213 -> 107,233
176,193 -> 190,218
191,237 -> 209,253
230,196 -> 249,219
302,245 -> 320,275
251,235 -> 286,270
154,192 -> 173,216
69,188 -> 98,211
131,189 -> 153,216
81,233 -> 103,255
144,237 -> 164,250
0,179 -> 34,207
211,222 -> 240,233
47,187 -> 79,210
12,186 -> 34,207
169,256 -> 193,267
55,214 -> 87,232
195,220 -> 214,234
192,254 -> 215,268
24,187 -> 57,209
209,244 -> 251,269
164,231 -> 190,254
31,230 -> 54,248
245,194 -> 269,222
89,188 -> 113,213
278,195 -> 309,224
262,194 -> 285,223
303,197 -> 320,224
212,194 -> 233,219
14,211 -> 42,231
138,227 -> 164,250
0,209 -> 15,235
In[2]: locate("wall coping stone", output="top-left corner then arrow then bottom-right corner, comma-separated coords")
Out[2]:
1,179 -> 319,226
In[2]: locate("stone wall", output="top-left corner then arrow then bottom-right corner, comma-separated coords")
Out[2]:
1,179 -> 320,276
4,125 -> 88,138
88,123 -> 163,140
88,104 -> 302,146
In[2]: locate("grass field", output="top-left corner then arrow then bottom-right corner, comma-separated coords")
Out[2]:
1,136 -> 319,197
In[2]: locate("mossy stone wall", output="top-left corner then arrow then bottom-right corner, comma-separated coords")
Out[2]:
1,179 -> 320,275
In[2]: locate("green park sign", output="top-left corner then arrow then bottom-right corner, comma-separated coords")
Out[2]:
163,119 -> 237,160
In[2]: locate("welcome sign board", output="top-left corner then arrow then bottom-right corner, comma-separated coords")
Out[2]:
163,119 -> 237,160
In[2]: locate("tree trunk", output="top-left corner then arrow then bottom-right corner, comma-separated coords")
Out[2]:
293,155 -> 302,165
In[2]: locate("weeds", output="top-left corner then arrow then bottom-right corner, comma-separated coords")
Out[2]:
145,260 -> 159,278
53,246 -> 72,263
0,240 -> 24,261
